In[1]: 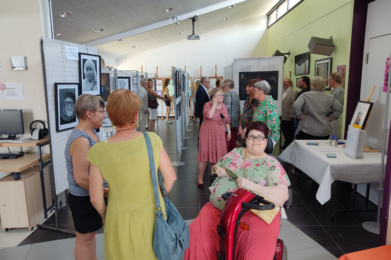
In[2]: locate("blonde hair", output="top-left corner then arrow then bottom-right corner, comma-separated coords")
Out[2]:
330,72 -> 343,84
209,88 -> 222,99
106,89 -> 141,127
74,94 -> 105,120
311,76 -> 326,92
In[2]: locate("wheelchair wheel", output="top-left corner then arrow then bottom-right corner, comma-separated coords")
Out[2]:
283,245 -> 287,260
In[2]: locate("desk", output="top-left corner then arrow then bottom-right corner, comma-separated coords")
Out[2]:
280,140 -> 383,204
0,139 -> 52,219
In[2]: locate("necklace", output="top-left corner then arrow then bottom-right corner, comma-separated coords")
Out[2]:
116,128 -> 134,133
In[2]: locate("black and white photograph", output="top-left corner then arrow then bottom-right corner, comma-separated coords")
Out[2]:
239,71 -> 279,101
101,73 -> 111,102
55,83 -> 79,132
79,52 -> 101,96
175,70 -> 182,98
116,77 -> 130,90
314,57 -> 332,90
102,109 -> 112,127
295,52 -> 310,76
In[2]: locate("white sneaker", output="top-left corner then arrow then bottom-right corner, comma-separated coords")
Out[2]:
166,120 -> 173,124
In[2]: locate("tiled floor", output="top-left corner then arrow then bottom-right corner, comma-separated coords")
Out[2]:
0,119 -> 381,259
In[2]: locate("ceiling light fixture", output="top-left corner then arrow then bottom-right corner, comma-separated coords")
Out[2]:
179,32 -> 183,34
228,5 -> 236,8
55,33 -> 61,36
94,29 -> 105,33
59,11 -> 72,18
164,8 -> 173,12
224,17 -> 230,21
118,39 -> 123,42
132,45 -> 137,48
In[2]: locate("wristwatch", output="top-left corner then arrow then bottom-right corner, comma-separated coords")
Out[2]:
228,131 -> 231,133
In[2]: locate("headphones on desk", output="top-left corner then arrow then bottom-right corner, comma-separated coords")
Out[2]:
30,120 -> 49,140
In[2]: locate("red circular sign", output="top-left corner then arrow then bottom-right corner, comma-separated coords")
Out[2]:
0,83 -> 6,91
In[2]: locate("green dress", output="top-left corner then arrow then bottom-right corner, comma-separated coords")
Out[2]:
252,96 -> 280,143
209,147 -> 291,210
87,132 -> 166,260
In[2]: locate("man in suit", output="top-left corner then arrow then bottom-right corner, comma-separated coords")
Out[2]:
195,77 -> 211,130
281,78 -> 298,149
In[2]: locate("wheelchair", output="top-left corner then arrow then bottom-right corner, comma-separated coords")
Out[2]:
216,188 -> 293,260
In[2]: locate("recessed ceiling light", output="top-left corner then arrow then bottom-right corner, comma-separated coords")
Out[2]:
164,8 -> 173,12
228,5 -> 236,8
172,22 -> 180,26
55,33 -> 61,36
94,29 -> 105,33
118,39 -> 123,42
59,11 -> 72,18
132,45 -> 137,48
224,17 -> 230,21
179,32 -> 183,34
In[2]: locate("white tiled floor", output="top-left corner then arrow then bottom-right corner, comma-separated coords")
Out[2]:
0,219 -> 337,260
0,225 -> 33,249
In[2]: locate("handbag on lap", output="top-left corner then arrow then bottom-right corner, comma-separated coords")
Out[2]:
143,132 -> 190,260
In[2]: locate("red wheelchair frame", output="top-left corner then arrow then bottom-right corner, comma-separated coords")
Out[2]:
216,189 -> 293,260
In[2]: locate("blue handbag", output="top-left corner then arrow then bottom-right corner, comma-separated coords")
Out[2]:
143,132 -> 190,260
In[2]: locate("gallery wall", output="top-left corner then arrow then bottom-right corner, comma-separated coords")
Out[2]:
116,15 -> 268,78
266,0 -> 354,137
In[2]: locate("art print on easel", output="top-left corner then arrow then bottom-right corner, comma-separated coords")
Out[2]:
55,83 -> 79,132
79,53 -> 101,96
350,101 -> 373,130
116,77 -> 130,90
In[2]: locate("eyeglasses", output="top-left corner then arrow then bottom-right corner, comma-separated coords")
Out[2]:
94,110 -> 106,114
215,94 -> 224,97
247,135 -> 267,141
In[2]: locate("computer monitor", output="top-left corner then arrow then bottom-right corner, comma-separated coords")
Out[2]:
0,109 -> 24,140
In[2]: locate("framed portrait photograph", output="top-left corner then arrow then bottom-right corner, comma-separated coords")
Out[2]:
116,77 -> 130,90
55,83 -> 79,132
350,101 -> 373,130
79,52 -> 101,96
315,57 -> 332,90
100,73 -> 110,102
296,78 -> 301,88
239,71 -> 279,101
295,52 -> 310,76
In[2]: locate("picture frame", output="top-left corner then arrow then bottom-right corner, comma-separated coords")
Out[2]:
239,71 -> 279,101
79,52 -> 101,96
116,77 -> 130,90
296,78 -> 301,88
350,101 -> 373,130
315,57 -> 332,90
336,65 -> 346,89
175,70 -> 182,98
55,83 -> 79,132
295,52 -> 310,76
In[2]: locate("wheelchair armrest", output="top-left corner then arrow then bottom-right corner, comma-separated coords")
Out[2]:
283,189 -> 294,209
222,192 -> 233,201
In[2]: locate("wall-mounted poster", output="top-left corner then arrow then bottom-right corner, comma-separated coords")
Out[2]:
175,71 -> 182,98
315,58 -> 332,90
350,101 -> 373,130
295,52 -> 310,76
384,58 -> 390,92
100,73 -> 110,102
116,77 -> 130,90
55,83 -> 79,132
79,53 -> 101,96
239,71 -> 279,101
336,65 -> 346,89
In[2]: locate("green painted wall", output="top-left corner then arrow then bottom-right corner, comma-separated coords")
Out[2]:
261,0 -> 354,137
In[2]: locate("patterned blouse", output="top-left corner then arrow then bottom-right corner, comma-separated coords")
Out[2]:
252,96 -> 280,143
330,87 -> 344,106
209,147 -> 291,210
240,97 -> 260,129
223,91 -> 241,128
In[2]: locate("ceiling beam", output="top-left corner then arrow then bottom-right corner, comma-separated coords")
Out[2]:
83,0 -> 247,47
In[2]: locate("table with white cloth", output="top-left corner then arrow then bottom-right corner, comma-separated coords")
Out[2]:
279,140 -> 384,220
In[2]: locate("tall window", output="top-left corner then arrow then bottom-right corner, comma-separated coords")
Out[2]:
267,0 -> 304,28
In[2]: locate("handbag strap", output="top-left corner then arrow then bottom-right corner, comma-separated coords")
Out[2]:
143,132 -> 166,213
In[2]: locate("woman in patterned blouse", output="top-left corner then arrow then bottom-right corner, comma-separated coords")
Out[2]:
222,79 -> 241,151
328,72 -> 344,139
238,79 -> 260,143
252,80 -> 280,146
185,121 -> 290,260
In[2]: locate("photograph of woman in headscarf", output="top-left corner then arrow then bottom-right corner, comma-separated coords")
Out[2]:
83,59 -> 97,92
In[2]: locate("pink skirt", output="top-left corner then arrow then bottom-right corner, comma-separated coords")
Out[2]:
185,203 -> 281,260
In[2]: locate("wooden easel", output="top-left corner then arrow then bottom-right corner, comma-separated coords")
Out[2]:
156,66 -> 165,119
362,86 -> 379,152
209,65 -> 224,88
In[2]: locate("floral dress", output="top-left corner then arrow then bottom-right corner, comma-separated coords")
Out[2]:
252,96 -> 280,143
209,147 -> 290,210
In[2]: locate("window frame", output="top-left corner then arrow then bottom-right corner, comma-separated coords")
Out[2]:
267,0 -> 304,28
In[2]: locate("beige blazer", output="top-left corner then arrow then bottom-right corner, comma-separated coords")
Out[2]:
282,88 -> 298,121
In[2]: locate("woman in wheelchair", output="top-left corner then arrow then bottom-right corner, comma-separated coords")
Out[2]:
185,121 -> 290,260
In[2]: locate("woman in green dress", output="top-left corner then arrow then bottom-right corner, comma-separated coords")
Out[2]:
88,89 -> 177,260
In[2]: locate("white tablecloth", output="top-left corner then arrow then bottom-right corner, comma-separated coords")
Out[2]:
279,140 -> 384,205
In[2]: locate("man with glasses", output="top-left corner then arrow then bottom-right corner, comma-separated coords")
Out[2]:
195,77 -> 211,130
61,90 -> 77,125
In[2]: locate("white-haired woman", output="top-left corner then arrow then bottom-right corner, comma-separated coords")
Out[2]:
65,94 -> 108,260
83,59 -> 98,91
252,80 -> 280,147
292,76 -> 343,140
